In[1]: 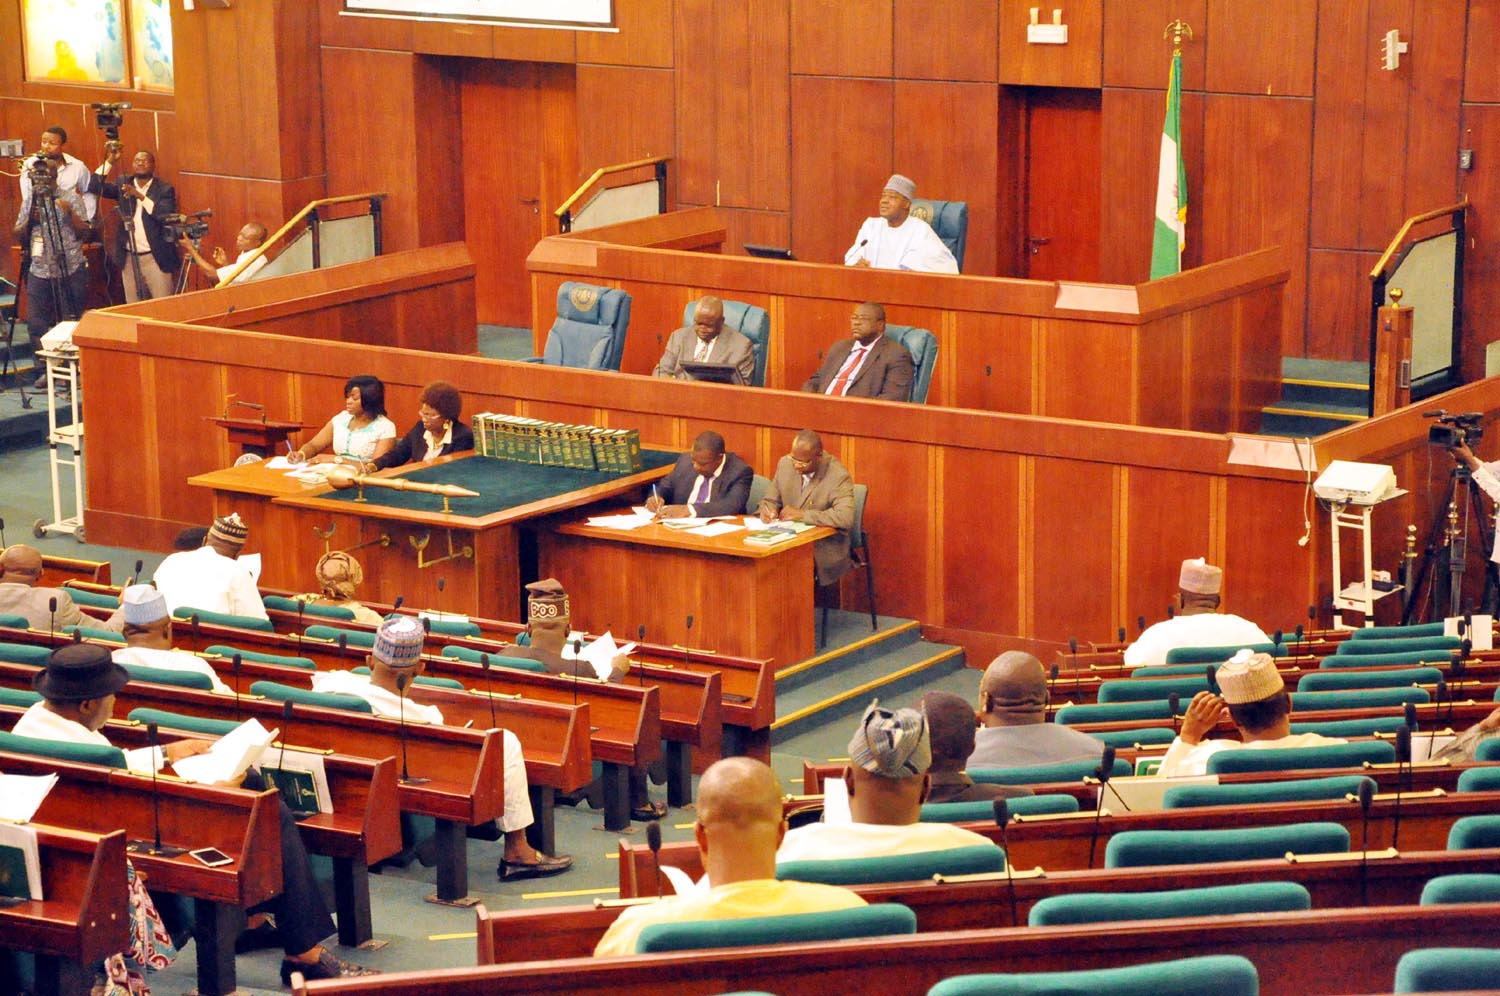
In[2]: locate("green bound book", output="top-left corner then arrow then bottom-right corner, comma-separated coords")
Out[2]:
262,766 -> 323,817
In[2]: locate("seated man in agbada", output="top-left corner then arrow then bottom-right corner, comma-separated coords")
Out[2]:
920,690 -> 1032,804
592,757 -> 866,956
1123,557 -> 1270,667
112,584 -> 232,692
151,512 -> 268,622
652,295 -> 755,384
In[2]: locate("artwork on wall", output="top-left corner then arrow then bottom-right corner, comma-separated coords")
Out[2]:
22,0 -> 173,91
131,0 -> 174,91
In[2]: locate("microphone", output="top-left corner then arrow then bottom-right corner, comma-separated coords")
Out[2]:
393,594 -> 406,613
1165,605 -> 1174,619
296,596 -> 306,656
1068,637 -> 1079,694
571,637 -> 582,706
130,559 -> 143,586
394,669 -> 429,785
684,614 -> 693,671
231,653 -> 242,721
480,653 -> 498,729
1047,662 -> 1059,702
1273,628 -> 1283,653
1393,723 -> 1412,848
645,819 -> 665,898
0,517 -> 5,546
1356,778 -> 1373,903
1137,614 -> 1146,634
1087,744 -> 1117,868
1403,701 -> 1418,736
1117,626 -> 1126,644
1205,664 -> 1218,696
1168,692 -> 1181,736
1294,623 -> 1304,658
132,723 -> 186,857
1451,653 -> 1467,711
49,596 -> 57,640
337,633 -> 348,656
993,798 -> 1018,926
190,613 -> 201,650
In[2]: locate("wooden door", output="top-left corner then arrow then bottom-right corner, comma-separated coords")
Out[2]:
1023,89 -> 1102,281
460,61 -> 578,326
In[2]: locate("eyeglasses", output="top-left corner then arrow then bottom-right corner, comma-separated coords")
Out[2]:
418,407 -> 443,420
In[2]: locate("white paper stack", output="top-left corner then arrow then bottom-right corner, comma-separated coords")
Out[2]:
0,773 -> 58,824
172,718 -> 278,785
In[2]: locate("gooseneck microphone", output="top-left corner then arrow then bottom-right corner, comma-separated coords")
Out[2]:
133,723 -> 186,857
276,700 -> 293,779
645,819 -> 664,898
638,624 -> 648,687
231,653 -> 242,722
571,637 -> 583,706
394,670 -> 429,785
1087,744 -> 1117,869
683,615 -> 694,672
1294,623 -> 1305,658
1165,605 -> 1174,619
1137,615 -> 1146,635
1067,638 -> 1078,695
1168,693 -> 1181,736
131,559 -> 143,586
48,597 -> 57,640
295,596 -> 306,656
480,653 -> 498,729
1047,662 -> 1059,702
993,797 -> 1018,926
1393,723 -> 1412,848
1356,778 -> 1373,903
1117,626 -> 1126,644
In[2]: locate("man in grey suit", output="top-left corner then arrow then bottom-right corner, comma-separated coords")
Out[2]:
653,296 -> 756,384
0,544 -> 85,632
802,302 -> 914,402
757,429 -> 855,586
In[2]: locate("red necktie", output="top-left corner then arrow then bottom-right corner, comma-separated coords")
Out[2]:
826,344 -> 868,397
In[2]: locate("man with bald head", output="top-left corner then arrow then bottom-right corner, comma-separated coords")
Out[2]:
653,295 -> 755,384
758,429 -> 855,586
968,651 -> 1106,769
593,757 -> 866,956
0,544 -> 85,631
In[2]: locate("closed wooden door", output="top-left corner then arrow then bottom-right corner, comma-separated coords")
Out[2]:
1023,89 -> 1102,281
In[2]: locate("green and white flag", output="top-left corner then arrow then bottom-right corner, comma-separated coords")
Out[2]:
1150,51 -> 1186,280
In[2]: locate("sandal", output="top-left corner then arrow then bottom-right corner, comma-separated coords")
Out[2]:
631,800 -> 667,821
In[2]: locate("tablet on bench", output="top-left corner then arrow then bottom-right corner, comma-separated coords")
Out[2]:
743,243 -> 795,260
680,361 -> 745,385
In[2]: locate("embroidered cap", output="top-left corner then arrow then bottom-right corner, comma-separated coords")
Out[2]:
526,579 -> 570,622
315,551 -> 363,599
120,584 -> 168,626
208,512 -> 250,549
372,615 -> 425,669
848,699 -> 931,779
1217,650 -> 1285,705
1178,557 -> 1223,595
883,174 -> 917,200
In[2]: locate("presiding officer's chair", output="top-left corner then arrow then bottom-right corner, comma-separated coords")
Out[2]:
681,299 -> 770,386
908,199 -> 968,272
528,281 -> 631,371
883,325 -> 939,404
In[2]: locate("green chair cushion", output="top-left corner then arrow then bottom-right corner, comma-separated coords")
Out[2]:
1097,676 -> 1209,704
0,642 -> 52,666
1291,687 -> 1430,710
1394,948 -> 1500,994
926,954 -> 1260,996
1206,741 -> 1395,774
262,595 -> 358,621
635,902 -> 916,954
171,607 -> 275,632
920,795 -> 1078,823
1054,700 -> 1174,725
1319,649 -> 1454,667
969,758 -> 1129,785
350,665 -> 463,689
1331,635 -> 1459,655
1104,821 -> 1350,868
776,844 -> 1005,885
1419,873 -> 1500,905
247,680 -> 373,713
117,662 -> 215,691
126,708 -> 240,737
1163,775 -> 1376,809
422,617 -> 481,637
1129,664 -> 1222,678
204,645 -> 317,670
1289,717 -> 1409,737
1476,738 -> 1500,762
1163,643 -> 1287,663
304,625 -> 376,648
0,687 -> 42,707
1091,727 -> 1178,748
1297,667 -> 1443,692
1448,814 -> 1500,850
62,625 -> 125,645
1347,622 -> 1446,640
0,613 -> 30,629
0,730 -> 126,768
1028,880 -> 1310,926
441,645 -> 547,673
60,588 -> 120,609
1457,765 -> 1500,792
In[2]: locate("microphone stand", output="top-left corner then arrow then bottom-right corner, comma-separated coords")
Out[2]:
1393,723 -> 1411,849
1086,745 -> 1117,869
48,597 -> 57,642
645,820 -> 665,898
480,653 -> 498,729
131,724 -> 185,856
231,653 -> 242,722
1356,779 -> 1373,905
395,672 -> 429,785
993,798 -> 1017,926
1168,693 -> 1181,737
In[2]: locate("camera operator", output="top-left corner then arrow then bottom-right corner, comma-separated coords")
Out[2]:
177,221 -> 269,286
12,157 -> 91,384
18,125 -> 98,223
88,147 -> 179,302
1451,439 -> 1500,503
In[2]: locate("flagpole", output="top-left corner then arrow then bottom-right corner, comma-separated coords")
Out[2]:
1150,19 -> 1194,281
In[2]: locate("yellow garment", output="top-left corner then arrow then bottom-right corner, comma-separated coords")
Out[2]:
593,878 -> 865,957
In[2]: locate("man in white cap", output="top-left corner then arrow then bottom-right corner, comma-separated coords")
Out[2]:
1122,557 -> 1270,667
1156,651 -> 1345,777
112,584 -> 232,692
311,615 -> 573,879
775,699 -> 994,862
843,173 -> 958,274
151,512 -> 268,621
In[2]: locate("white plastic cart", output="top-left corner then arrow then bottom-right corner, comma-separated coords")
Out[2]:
31,346 -> 85,543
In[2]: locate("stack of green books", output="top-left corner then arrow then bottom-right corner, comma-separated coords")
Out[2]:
468,414 -> 642,473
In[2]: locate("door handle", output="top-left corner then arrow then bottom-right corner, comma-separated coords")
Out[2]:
1027,236 -> 1050,255
519,197 -> 540,214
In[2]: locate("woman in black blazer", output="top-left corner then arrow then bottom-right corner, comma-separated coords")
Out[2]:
369,380 -> 474,471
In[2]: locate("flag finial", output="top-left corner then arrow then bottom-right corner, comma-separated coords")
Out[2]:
1162,19 -> 1194,55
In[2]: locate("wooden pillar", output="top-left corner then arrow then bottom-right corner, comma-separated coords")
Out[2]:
1371,287 -> 1413,417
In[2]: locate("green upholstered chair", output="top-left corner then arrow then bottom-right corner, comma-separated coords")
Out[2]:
1394,948 -> 1500,994
883,325 -> 939,404
0,613 -> 30,628
0,687 -> 41,707
634,902 -> 916,954
419,617 -> 481,637
1289,716 -> 1409,737
1347,622 -> 1446,640
441,645 -> 548,673
1297,667 -> 1443,692
261,595 -> 356,621
61,625 -> 125,645
1130,663 -> 1223,678
1329,635 -> 1459,655
0,730 -> 126,768
1205,741 -> 1395,775
117,662 -> 215,691
1104,821 -> 1350,868
1319,649 -> 1454,667
59,587 -> 120,610
1475,738 -> 1500,762
908,199 -> 968,272
247,679 -> 373,713
0,642 -> 52,666
204,645 -> 317,670
1420,873 -> 1500,905
1162,774 -> 1375,809
820,484 -> 877,645
926,954 -> 1259,996
351,665 -> 463,689
776,844 -> 1005,886
1054,700 -> 1174,725
919,795 -> 1079,823
529,281 -> 631,371
747,474 -> 772,515
1290,687 -> 1429,711
1091,727 -> 1177,748
681,299 -> 772,387
1027,880 -> 1311,926
1097,675 -> 1208,703
969,757 -> 1129,785
1448,814 -> 1500,850
170,606 -> 275,632
127,708 -> 240,737
1163,642 -> 1287,663
1458,766 -> 1500,793
305,624 -> 376,648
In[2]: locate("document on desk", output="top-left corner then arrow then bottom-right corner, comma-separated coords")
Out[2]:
563,631 -> 637,680
684,520 -> 745,537
0,772 -> 57,824
172,718 -> 278,785
586,510 -> 654,530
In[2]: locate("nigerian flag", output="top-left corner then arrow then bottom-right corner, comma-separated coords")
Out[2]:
1150,51 -> 1186,280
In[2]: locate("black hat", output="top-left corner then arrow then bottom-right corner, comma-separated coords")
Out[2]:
35,643 -> 129,701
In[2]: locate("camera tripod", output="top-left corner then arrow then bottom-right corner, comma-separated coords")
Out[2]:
1401,456 -> 1500,623
9,187 -> 84,407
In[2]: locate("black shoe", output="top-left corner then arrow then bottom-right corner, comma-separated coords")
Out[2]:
279,948 -> 378,986
234,916 -> 281,953
498,851 -> 573,881
631,800 -> 667,821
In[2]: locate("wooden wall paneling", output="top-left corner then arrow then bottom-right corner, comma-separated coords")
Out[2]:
780,296 -> 864,390
219,368 -> 300,462
895,0 -> 998,83
1308,0 -> 1372,250
490,25 -> 577,64
995,88 -> 1027,277
1459,104 -> 1500,380
1029,457 -> 1117,641
1352,0 -> 1416,248
575,66 -> 676,176
948,311 -> 1035,415
1403,0 -> 1466,219
938,448 -> 1022,635
615,280 -> 698,377
321,49 -> 423,252
1132,314 -> 1190,430
1464,0 -> 1500,101
842,437 -> 930,621
1231,284 -> 1287,426
577,0 -> 674,68
1203,0 -> 1317,97
411,56 -> 466,248
409,20 -> 496,59
1200,94 -> 1312,358
1223,475 -> 1321,633
674,0 -> 720,206
602,407 -> 684,452
997,0 -> 1102,88
150,357 -> 239,525
1021,88 -> 1102,281
276,1 -> 326,183
317,0 -> 411,50
1183,298 -> 1238,431
519,399 -> 598,428
1122,466 -> 1215,637
894,81 -> 1000,277
175,1 -> 289,178
789,0 -> 893,78
677,208 -> 792,259
1306,249 -> 1380,362
789,76 -> 894,265
1036,319 -> 1134,424
1101,0 -> 1208,89
171,174 -> 325,264
715,0 -> 791,213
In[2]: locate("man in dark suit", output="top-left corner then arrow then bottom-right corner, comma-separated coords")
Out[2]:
802,302 -> 914,402
91,147 -> 179,302
645,429 -> 753,519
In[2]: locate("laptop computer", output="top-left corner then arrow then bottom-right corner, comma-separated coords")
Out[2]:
680,361 -> 745,385
743,243 -> 795,260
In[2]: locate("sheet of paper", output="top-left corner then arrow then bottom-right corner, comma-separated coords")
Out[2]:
0,773 -> 58,824
821,777 -> 851,824
172,718 -> 278,785
685,520 -> 745,537
571,631 -> 637,680
265,455 -> 296,469
586,514 -> 652,531
659,863 -> 708,895
1412,734 -> 1456,763
0,823 -> 43,902
419,609 -> 471,624
659,517 -> 713,529
237,552 -> 263,585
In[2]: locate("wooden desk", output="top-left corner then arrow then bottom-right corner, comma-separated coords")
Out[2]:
539,512 -> 833,668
